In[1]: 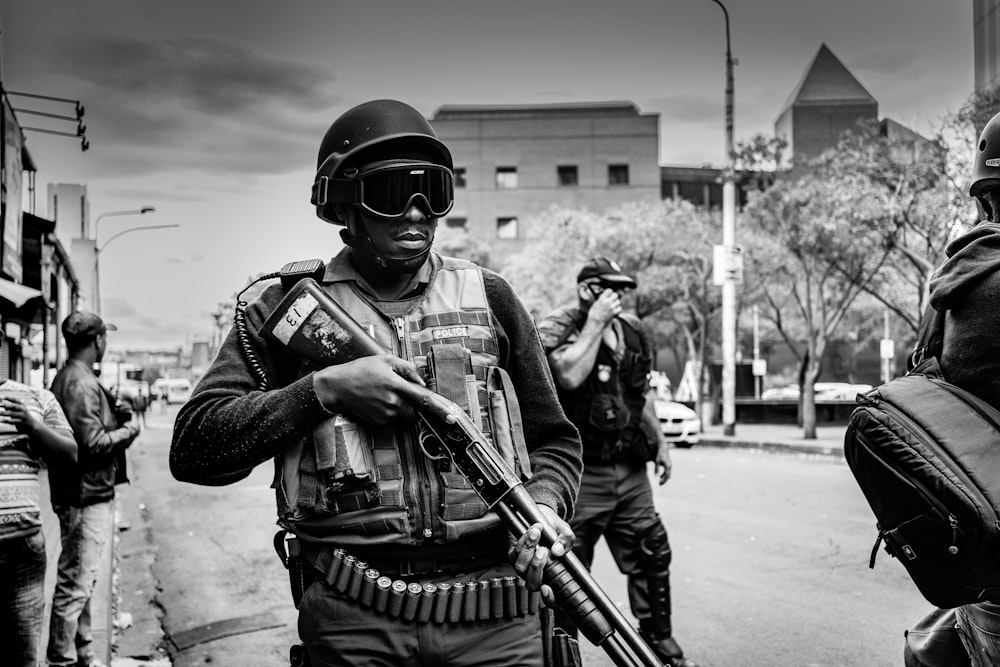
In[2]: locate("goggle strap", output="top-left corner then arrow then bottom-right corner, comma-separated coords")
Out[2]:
311,177 -> 359,207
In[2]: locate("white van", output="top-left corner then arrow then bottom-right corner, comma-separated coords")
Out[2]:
153,378 -> 193,405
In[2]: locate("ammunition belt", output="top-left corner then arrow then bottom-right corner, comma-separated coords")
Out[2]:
310,546 -> 541,624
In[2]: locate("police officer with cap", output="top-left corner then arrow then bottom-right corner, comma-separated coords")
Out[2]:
537,257 -> 699,667
170,99 -> 582,666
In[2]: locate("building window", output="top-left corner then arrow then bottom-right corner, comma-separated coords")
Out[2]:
608,164 -> 630,186
445,217 -> 467,229
495,167 -> 518,189
497,217 -> 518,239
454,167 -> 467,188
557,165 -> 578,187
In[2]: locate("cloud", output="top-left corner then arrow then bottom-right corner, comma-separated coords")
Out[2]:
849,47 -> 920,77
49,35 -> 343,179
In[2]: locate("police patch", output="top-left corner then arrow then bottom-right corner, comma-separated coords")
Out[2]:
433,326 -> 469,340
987,158 -> 1000,167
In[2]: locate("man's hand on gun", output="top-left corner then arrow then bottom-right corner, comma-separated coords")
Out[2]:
313,354 -> 425,424
315,355 -> 577,598
511,505 -> 576,602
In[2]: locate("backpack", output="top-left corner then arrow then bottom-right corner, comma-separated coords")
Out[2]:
843,305 -> 1000,608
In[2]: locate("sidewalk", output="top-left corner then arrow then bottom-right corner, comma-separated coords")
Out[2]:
699,421 -> 847,457
39,468 -> 114,666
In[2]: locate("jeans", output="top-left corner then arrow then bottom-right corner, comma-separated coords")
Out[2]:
957,602 -> 1000,667
46,500 -> 113,667
0,531 -> 46,667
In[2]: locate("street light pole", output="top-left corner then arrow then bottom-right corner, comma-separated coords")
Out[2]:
92,207 -> 156,315
93,206 -> 155,241
708,0 -> 738,436
95,223 -> 180,316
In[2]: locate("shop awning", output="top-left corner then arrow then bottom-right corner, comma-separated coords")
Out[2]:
0,279 -> 45,323
0,279 -> 43,308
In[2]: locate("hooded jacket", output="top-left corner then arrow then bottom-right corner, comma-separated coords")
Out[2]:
928,222 -> 1000,409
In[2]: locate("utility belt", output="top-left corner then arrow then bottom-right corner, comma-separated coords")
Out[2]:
276,532 -> 540,623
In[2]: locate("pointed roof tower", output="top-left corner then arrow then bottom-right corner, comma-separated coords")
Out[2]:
774,44 -> 879,164
778,43 -> 877,114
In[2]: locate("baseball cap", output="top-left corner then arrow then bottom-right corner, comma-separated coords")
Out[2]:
61,311 -> 117,340
576,256 -> 637,288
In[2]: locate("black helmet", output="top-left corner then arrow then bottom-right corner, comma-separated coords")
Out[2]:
311,99 -> 453,225
970,111 -> 1000,218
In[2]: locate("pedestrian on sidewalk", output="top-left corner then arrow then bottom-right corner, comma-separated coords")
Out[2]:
536,257 -> 699,667
46,312 -> 141,667
170,99 -> 582,666
0,330 -> 77,667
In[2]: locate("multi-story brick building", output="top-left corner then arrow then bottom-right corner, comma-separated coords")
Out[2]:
975,0 -> 1000,93
429,102 -> 661,260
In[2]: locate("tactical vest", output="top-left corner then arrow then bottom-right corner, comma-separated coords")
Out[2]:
556,311 -> 651,463
275,255 -> 530,548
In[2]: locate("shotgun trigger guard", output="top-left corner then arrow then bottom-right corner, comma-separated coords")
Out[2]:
416,419 -> 450,462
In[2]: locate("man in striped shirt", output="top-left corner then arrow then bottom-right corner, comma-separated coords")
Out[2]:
0,369 -> 77,666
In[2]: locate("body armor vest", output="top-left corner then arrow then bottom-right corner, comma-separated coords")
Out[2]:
275,255 -> 529,548
557,311 -> 651,463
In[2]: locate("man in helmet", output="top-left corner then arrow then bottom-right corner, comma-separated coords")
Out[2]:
536,258 -> 699,667
169,99 -> 582,666
902,111 -> 1000,666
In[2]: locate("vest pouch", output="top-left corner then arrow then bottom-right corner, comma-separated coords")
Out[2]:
304,416 -> 380,516
487,366 -> 533,480
622,348 -> 652,392
589,394 -> 630,432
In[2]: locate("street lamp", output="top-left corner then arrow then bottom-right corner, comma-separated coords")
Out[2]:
95,221 -> 179,316
707,0 -> 739,436
93,206 -> 155,240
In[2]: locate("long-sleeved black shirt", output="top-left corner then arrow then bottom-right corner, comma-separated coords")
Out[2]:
170,252 -> 582,520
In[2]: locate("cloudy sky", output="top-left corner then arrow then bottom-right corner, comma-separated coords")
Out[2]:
0,0 -> 974,349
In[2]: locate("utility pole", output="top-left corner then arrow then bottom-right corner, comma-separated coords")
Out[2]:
708,0 -> 739,435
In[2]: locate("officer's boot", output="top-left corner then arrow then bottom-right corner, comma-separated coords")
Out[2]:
639,524 -> 700,667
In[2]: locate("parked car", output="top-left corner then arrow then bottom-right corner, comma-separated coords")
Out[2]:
654,399 -> 701,448
761,382 -> 873,401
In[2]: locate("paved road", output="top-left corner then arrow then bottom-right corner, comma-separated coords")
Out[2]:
115,409 -> 932,666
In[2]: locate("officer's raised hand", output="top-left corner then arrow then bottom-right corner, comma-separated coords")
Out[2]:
313,354 -> 424,425
584,285 -> 621,329
510,504 -> 575,600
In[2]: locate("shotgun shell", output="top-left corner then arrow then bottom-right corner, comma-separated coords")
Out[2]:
373,576 -> 392,614
448,581 -> 465,623
324,548 -> 346,587
491,577 -> 504,619
516,577 -> 528,617
346,560 -> 367,599
477,580 -> 491,621
432,582 -> 451,624
502,576 -> 517,617
335,555 -> 355,593
417,583 -> 437,623
359,568 -> 379,607
387,579 -> 407,618
463,580 -> 478,621
528,589 -> 541,615
402,582 -> 423,622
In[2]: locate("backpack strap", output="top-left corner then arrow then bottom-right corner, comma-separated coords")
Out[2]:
907,305 -> 946,372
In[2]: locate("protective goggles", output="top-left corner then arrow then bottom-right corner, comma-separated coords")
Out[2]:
313,162 -> 455,219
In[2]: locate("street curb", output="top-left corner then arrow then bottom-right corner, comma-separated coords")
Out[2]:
698,437 -> 845,458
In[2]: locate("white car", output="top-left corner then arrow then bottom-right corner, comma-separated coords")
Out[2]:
654,400 -> 701,448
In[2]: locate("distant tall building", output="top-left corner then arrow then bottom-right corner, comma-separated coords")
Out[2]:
429,102 -> 661,260
974,0 -> 1000,92
774,44 -> 878,164
47,183 -> 90,246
